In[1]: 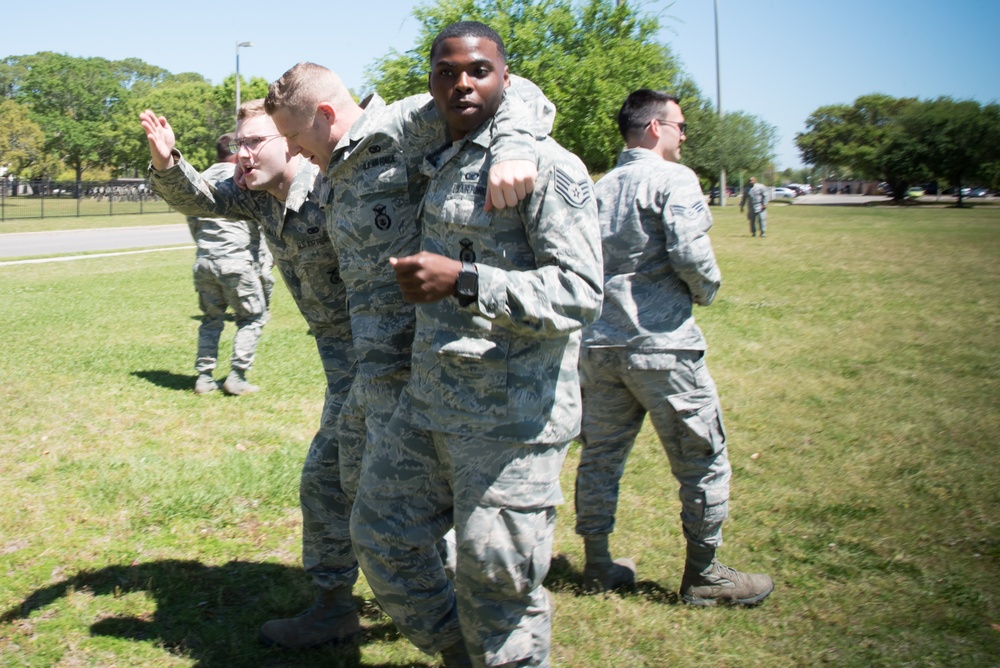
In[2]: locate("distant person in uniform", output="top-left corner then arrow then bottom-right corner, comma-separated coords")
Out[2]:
184,134 -> 269,395
740,176 -> 770,237
574,89 -> 774,607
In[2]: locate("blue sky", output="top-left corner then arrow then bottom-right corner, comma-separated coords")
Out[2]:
5,0 -> 999,170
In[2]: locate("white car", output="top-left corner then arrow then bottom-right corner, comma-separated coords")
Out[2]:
771,187 -> 797,199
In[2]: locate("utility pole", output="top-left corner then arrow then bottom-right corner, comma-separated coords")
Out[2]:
715,0 -> 727,206
235,41 -> 254,127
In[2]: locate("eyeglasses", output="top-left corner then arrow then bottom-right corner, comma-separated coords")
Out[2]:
228,134 -> 283,153
647,119 -> 687,134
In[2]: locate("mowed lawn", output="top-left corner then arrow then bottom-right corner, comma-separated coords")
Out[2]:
0,203 -> 997,667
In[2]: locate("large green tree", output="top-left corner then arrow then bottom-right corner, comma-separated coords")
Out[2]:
683,100 -> 777,200
898,97 -> 1000,207
5,52 -> 124,181
796,94 -> 1000,203
1,53 -> 241,179
365,0 -> 684,172
114,78 -> 229,173
0,99 -> 45,176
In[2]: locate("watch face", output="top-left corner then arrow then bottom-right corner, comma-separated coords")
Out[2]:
458,271 -> 477,294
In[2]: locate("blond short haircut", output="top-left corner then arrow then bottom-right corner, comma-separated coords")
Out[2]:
265,62 -> 353,119
237,98 -> 267,122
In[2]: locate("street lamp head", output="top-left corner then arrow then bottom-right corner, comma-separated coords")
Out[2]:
237,41 -> 254,48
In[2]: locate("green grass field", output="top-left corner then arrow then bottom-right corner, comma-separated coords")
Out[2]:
0,204 -> 998,666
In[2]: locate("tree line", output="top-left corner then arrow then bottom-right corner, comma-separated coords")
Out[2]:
0,52 -> 269,182
0,0 -> 778,188
796,94 -> 1000,204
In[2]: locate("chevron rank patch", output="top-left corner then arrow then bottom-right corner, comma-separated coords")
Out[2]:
669,200 -> 707,219
554,167 -> 592,208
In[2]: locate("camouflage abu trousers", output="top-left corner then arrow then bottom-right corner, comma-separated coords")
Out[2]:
747,208 -> 767,236
192,256 -> 267,374
300,366 -> 410,591
351,389 -> 567,668
299,342 -> 361,591
575,347 -> 731,549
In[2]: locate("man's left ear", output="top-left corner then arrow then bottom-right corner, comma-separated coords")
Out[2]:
317,102 -> 337,126
503,66 -> 510,89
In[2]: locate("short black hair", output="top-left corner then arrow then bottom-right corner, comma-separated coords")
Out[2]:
430,21 -> 506,64
617,89 -> 680,142
216,133 -> 235,161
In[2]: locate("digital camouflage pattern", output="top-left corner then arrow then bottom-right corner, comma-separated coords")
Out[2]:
583,148 -> 720,352
186,161 -> 268,375
351,120 -> 602,667
407,129 -> 603,443
323,78 -> 553,450
151,157 -> 359,590
742,181 -> 770,214
576,146 -> 731,550
741,181 -> 770,236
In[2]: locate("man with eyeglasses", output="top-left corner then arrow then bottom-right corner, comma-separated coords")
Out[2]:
172,132 -> 271,395
142,99 -> 363,641
573,89 -> 774,607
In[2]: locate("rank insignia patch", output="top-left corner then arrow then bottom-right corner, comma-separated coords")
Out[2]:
669,200 -> 707,219
554,168 -> 592,208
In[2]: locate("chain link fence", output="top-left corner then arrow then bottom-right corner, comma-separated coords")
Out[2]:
1,178 -> 174,221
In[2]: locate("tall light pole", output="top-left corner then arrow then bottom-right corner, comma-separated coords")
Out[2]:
714,0 -> 727,206
235,41 -> 254,127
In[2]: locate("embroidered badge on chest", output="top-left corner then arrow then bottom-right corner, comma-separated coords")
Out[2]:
459,238 -> 476,263
373,204 -> 392,231
554,168 -> 591,208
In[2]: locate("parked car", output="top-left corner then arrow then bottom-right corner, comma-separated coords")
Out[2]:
708,186 -> 738,199
905,186 -> 925,199
968,187 -> 989,198
943,186 -> 971,197
786,183 -> 812,195
771,187 -> 797,199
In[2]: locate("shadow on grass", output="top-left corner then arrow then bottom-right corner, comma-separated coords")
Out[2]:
0,559 -> 420,668
546,553 -> 680,605
132,369 -> 195,392
190,313 -> 237,322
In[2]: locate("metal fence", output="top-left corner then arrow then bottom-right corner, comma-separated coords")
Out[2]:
0,179 -> 174,221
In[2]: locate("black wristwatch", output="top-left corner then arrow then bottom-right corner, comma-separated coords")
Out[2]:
455,261 -> 479,307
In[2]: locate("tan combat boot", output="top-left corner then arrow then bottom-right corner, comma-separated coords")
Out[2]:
194,373 -> 217,394
680,543 -> 774,607
258,587 -> 361,649
222,368 -> 259,395
581,534 -> 636,592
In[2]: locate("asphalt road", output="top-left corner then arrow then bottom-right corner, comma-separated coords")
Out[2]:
0,224 -> 192,260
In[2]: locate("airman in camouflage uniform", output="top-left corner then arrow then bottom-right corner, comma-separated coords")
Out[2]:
739,176 -> 770,237
141,103 -> 362,647
349,23 -> 602,668
267,65 -> 551,470
185,136 -> 269,396
574,89 -> 774,607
